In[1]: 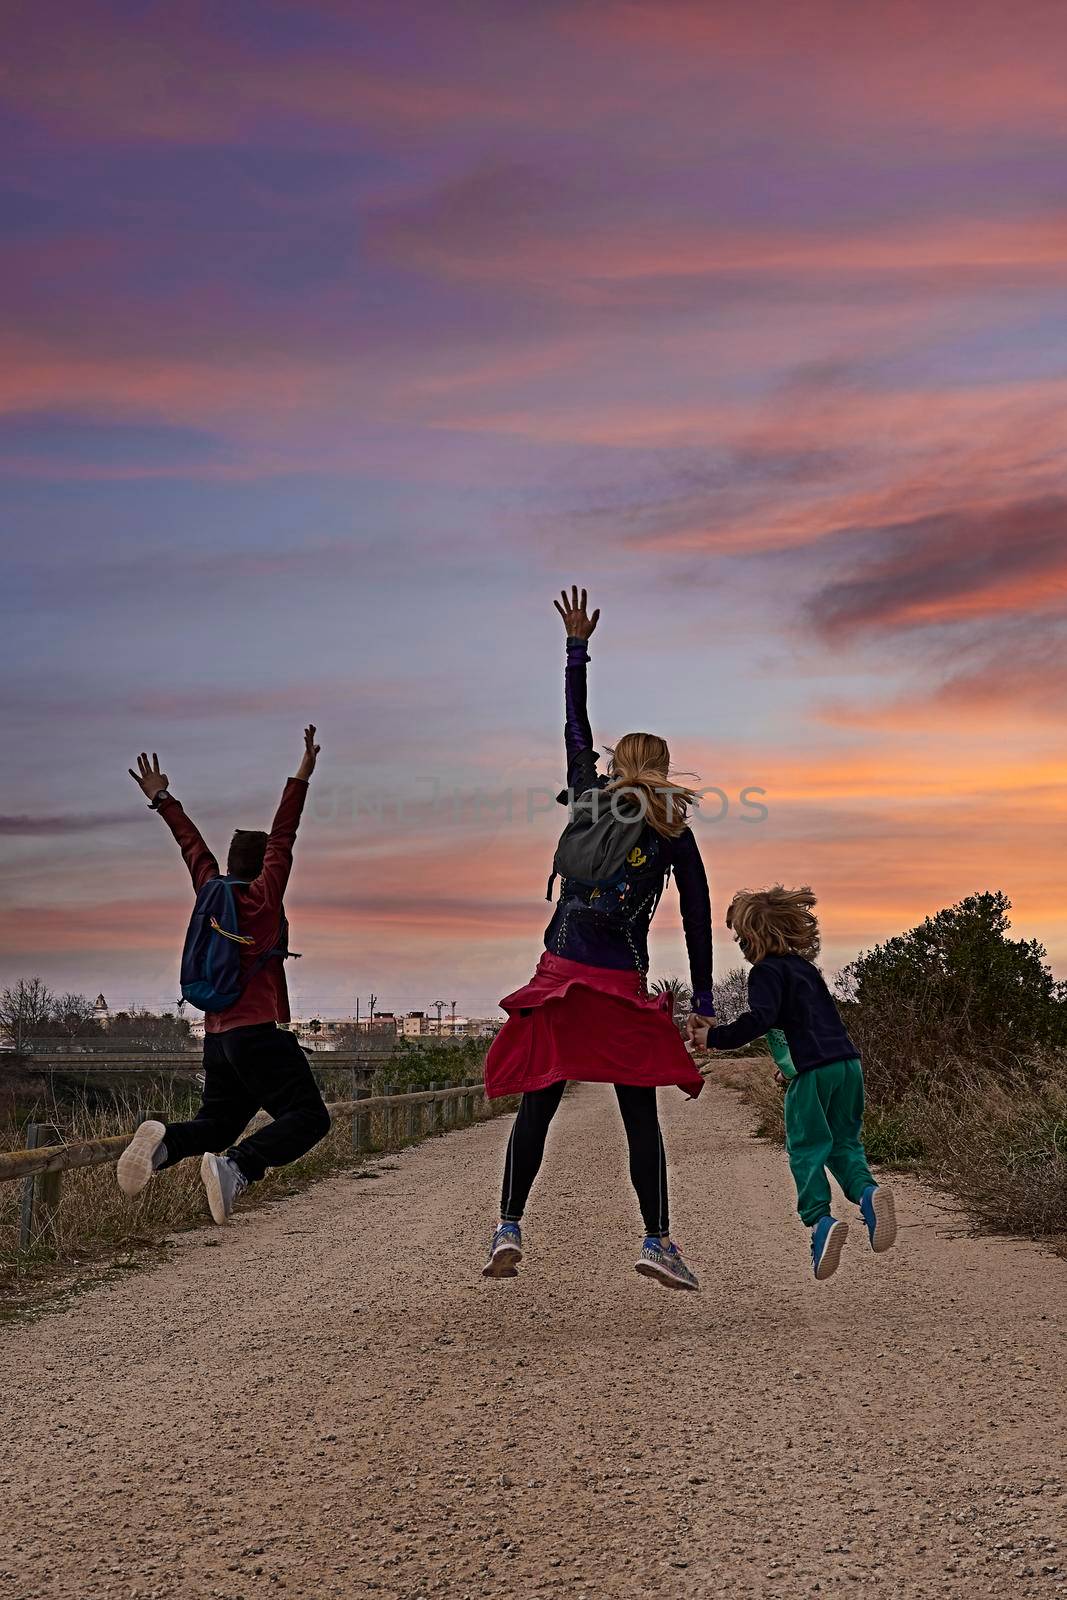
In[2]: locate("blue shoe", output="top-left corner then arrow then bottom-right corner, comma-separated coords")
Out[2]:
482,1222 -> 523,1279
859,1184 -> 897,1253
634,1237 -> 700,1291
810,1216 -> 848,1280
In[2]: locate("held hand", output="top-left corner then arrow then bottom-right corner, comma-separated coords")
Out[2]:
774,1069 -> 787,1090
553,585 -> 600,640
685,1013 -> 715,1049
128,752 -> 169,801
295,724 -> 320,781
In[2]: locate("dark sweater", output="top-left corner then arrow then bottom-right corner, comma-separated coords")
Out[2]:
707,953 -> 857,1073
542,638 -> 714,1015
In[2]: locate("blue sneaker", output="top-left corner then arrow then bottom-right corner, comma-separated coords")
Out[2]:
859,1184 -> 897,1253
482,1222 -> 523,1279
634,1237 -> 700,1291
810,1215 -> 848,1280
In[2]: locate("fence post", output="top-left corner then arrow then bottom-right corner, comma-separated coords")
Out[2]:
385,1084 -> 396,1147
406,1089 -> 418,1142
352,1088 -> 368,1156
19,1123 -> 63,1252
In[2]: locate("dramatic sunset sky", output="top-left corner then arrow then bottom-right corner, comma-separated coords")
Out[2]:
2,0 -> 1065,1017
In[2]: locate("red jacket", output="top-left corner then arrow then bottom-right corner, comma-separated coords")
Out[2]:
158,778 -> 308,1033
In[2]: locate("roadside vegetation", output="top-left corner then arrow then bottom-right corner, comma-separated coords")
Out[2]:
723,891 -> 1067,1243
0,1044 -> 499,1319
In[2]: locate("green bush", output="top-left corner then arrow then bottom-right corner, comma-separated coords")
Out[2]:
838,891 -> 1067,1104
369,1036 -> 487,1094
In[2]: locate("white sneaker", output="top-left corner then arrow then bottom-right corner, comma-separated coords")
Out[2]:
116,1120 -> 167,1196
200,1153 -> 249,1224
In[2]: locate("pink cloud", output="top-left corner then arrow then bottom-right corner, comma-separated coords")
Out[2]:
557,1 -> 1067,136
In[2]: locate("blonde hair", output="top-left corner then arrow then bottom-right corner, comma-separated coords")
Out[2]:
604,732 -> 699,841
726,885 -> 821,963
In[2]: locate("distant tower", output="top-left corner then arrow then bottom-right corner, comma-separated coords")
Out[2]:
93,994 -> 109,1028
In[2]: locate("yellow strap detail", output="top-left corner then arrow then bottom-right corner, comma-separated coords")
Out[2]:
209,916 -> 255,945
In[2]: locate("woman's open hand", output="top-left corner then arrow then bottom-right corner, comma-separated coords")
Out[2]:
553,585 -> 600,639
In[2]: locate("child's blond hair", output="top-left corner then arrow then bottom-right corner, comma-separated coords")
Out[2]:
726,885 -> 820,963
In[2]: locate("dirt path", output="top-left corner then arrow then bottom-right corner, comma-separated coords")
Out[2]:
2,1083 -> 1064,1600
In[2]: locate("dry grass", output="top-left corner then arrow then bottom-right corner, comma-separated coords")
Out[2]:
915,1061 -> 1067,1240
716,1043 -> 1067,1249
1,1088 -> 513,1318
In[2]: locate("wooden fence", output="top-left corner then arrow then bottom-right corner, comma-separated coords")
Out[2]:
12,1050 -> 396,1077
2,1080 -> 503,1251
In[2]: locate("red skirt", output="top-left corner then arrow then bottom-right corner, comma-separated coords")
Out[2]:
484,951 -> 705,1100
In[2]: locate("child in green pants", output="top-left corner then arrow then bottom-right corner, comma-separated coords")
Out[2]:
690,889 -> 897,1280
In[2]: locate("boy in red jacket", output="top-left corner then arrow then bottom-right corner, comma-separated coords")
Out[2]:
117,727 -> 330,1223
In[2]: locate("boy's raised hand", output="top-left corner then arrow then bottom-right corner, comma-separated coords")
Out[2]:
553,585 -> 600,640
129,751 -> 169,802
295,724 -> 320,782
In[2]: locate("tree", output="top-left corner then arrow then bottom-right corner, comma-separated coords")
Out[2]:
53,992 -> 101,1044
651,977 -> 692,1029
714,967 -> 752,1026
838,892 -> 1067,1093
841,891 -> 1064,1045
0,976 -> 56,1053
94,1008 -> 193,1052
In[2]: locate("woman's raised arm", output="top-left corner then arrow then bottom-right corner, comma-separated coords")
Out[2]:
553,585 -> 600,795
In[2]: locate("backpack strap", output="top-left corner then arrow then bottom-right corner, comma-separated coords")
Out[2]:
648,861 -> 672,921
240,915 -> 300,990
209,917 -> 255,946
546,870 -> 557,902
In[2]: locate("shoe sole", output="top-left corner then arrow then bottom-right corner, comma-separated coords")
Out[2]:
814,1219 -> 848,1280
200,1153 -> 230,1226
869,1187 -> 898,1253
634,1259 -> 700,1292
482,1245 -> 522,1279
116,1120 -> 166,1197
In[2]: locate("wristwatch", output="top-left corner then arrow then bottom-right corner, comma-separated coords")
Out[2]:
149,789 -> 173,809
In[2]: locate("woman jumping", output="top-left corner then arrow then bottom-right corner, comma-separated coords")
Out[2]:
482,587 -> 715,1290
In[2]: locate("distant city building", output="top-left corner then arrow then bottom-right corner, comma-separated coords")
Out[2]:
184,1008 -> 500,1048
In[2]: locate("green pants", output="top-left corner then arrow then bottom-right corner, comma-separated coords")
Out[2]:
784,1058 -> 875,1228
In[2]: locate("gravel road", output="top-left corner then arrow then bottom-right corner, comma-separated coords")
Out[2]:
2,1081 -> 1064,1600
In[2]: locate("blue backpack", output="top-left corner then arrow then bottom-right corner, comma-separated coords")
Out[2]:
180,875 -> 293,1013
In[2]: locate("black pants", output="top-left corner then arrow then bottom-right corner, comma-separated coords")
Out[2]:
499,1081 -> 669,1236
159,1023 -> 331,1183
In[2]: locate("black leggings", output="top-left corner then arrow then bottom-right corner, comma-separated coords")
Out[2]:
500,1081 -> 669,1237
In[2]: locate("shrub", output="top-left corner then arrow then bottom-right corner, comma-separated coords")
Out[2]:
838,891 -> 1067,1104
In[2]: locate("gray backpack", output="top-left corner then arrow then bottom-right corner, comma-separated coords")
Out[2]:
548,785 -> 649,896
